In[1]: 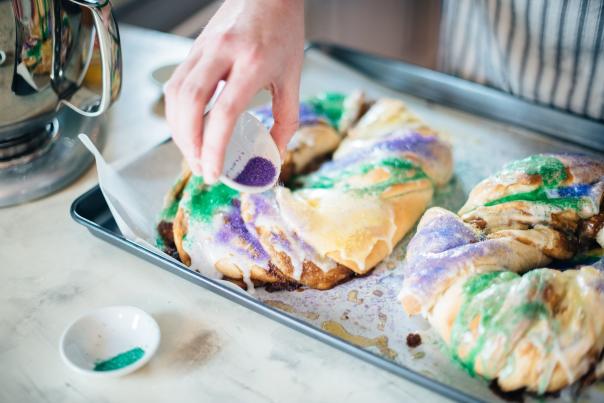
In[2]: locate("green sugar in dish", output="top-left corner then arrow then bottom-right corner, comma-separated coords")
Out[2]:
93,347 -> 145,372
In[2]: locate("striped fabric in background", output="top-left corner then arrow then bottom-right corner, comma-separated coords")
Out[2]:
439,0 -> 604,121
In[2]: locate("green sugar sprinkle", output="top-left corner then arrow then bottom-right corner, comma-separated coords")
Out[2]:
299,173 -> 335,190
300,156 -> 427,195
160,198 -> 179,220
93,347 -> 145,372
515,301 -> 548,319
450,271 -> 519,376
449,270 -> 557,383
186,177 -> 238,222
155,235 -> 165,250
484,155 -> 583,209
502,154 -> 567,188
308,92 -> 346,128
484,186 -> 582,210
463,271 -> 515,297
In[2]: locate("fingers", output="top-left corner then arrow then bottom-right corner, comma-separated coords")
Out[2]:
270,76 -> 300,155
164,53 -> 228,175
201,66 -> 261,184
163,53 -> 198,136
178,58 -> 230,173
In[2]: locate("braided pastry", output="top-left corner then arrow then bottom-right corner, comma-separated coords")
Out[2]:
399,153 -> 604,393
157,93 -> 452,290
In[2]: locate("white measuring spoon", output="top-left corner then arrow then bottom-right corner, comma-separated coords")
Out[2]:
218,111 -> 281,193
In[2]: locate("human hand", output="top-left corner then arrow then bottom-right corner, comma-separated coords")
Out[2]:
164,0 -> 305,183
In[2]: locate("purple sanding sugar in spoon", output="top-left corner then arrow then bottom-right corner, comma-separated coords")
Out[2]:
234,157 -> 276,187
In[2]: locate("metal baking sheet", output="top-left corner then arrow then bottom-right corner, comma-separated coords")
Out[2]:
71,45 -> 604,402
309,42 -> 604,152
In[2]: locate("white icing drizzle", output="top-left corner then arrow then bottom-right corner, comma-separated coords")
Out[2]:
275,187 -> 398,273
349,98 -> 424,139
184,214 -> 261,292
287,129 -> 315,150
183,220 -> 222,280
249,193 -> 336,280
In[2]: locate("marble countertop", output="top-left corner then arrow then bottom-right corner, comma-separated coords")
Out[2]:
0,26 -> 446,403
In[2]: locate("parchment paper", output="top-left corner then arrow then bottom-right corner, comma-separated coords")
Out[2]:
81,49 -> 603,402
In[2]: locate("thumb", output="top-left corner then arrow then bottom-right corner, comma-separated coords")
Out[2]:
270,81 -> 300,156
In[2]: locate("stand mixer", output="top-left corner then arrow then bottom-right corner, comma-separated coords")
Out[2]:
0,0 -> 121,207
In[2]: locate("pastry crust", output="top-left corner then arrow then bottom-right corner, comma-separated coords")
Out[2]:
320,184 -> 434,274
256,225 -> 354,290
173,206 -> 189,266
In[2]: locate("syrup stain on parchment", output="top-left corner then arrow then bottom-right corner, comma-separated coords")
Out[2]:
347,290 -> 363,305
413,351 -> 426,360
263,300 -> 320,321
377,312 -> 387,331
321,320 -> 397,360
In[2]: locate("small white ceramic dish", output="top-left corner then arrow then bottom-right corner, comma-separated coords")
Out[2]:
153,63 -> 225,110
153,62 -> 225,116
60,306 -> 160,377
219,111 -> 281,194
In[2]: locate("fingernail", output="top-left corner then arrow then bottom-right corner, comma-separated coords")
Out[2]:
189,160 -> 203,176
192,164 -> 203,176
204,166 -> 219,185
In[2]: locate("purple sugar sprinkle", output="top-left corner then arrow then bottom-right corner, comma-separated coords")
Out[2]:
406,240 -> 510,292
318,131 -> 437,173
234,157 -> 276,187
407,213 -> 477,256
292,232 -> 316,254
251,102 -> 322,129
299,103 -> 322,126
270,232 -> 293,253
249,193 -> 273,217
376,133 -> 437,155
214,199 -> 269,261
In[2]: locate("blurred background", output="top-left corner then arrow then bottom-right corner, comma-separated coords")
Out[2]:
111,0 -> 442,69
